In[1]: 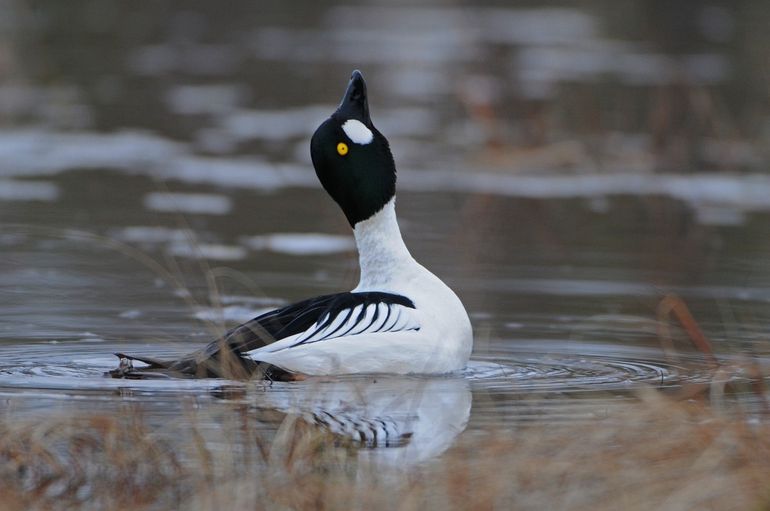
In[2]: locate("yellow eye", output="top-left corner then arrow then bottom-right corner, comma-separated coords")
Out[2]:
337,142 -> 349,156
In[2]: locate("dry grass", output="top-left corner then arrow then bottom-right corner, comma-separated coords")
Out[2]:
1,387 -> 769,511
1,295 -> 767,511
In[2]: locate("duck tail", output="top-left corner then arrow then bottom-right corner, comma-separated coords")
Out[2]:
106,353 -> 178,379
106,345 -> 261,380
114,352 -> 170,369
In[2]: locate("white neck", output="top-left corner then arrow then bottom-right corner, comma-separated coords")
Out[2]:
352,197 -> 415,291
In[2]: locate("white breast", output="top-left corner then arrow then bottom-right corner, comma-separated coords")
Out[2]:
246,197 -> 473,375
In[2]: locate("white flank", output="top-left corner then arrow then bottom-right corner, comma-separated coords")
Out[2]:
341,119 -> 374,145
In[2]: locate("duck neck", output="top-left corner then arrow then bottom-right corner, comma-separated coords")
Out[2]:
352,197 -> 414,290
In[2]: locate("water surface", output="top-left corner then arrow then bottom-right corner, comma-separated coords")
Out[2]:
1,0 -> 769,465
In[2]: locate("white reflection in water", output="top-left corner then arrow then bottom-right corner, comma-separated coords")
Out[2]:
260,377 -> 471,465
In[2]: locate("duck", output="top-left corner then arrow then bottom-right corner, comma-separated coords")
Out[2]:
110,70 -> 473,380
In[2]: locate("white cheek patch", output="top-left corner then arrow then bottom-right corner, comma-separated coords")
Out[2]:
342,119 -> 374,145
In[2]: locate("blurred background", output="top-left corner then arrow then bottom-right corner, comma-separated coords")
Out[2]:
0,0 -> 769,386
2,4 -> 770,506
2,1 -> 769,171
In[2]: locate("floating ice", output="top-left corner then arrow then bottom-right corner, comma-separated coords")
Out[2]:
167,242 -> 247,261
0,179 -> 59,201
0,129 -> 182,177
0,127 -> 767,227
241,233 -> 355,255
112,226 -> 191,244
398,170 -> 770,221
143,192 -> 233,215
118,310 -> 143,319
162,156 -> 314,190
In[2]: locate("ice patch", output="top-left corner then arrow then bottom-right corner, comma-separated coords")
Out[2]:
464,277 -> 770,301
0,128 -> 313,189
167,242 -> 247,261
119,310 -> 143,319
399,171 -> 770,221
241,233 -> 355,255
0,179 -> 59,201
0,129 -> 182,177
144,192 -> 232,215
112,226 -> 191,244
162,156 -> 314,190
0,128 -> 767,226
112,226 -> 249,260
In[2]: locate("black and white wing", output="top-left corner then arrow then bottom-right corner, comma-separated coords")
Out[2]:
225,291 -> 418,353
111,291 -> 419,379
286,293 -> 420,348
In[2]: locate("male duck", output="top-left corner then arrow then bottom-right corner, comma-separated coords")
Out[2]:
111,70 -> 473,379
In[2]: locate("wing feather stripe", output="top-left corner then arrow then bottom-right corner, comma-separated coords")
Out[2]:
390,307 -> 410,331
279,305 -> 331,339
369,303 -> 389,332
388,308 -> 403,332
345,303 -> 378,336
301,307 -> 351,345
334,303 -> 368,338
243,292 -> 420,355
312,305 -> 358,343
379,305 -> 400,332
373,303 -> 392,333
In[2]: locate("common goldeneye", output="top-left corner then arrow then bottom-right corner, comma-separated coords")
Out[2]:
111,70 -> 473,379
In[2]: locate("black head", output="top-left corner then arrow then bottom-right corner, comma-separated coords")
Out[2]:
310,70 -> 396,227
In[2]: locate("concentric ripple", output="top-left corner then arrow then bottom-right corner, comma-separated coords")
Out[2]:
0,339 -> 714,396
464,340 -> 716,394
464,356 -> 706,393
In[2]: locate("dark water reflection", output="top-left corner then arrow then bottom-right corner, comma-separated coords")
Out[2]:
1,1 -> 769,464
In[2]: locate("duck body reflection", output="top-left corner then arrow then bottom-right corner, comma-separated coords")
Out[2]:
256,376 -> 471,464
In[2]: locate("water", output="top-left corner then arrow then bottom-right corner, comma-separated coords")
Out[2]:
1,0 -> 769,466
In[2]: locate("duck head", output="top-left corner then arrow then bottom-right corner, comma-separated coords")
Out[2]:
310,70 -> 397,227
